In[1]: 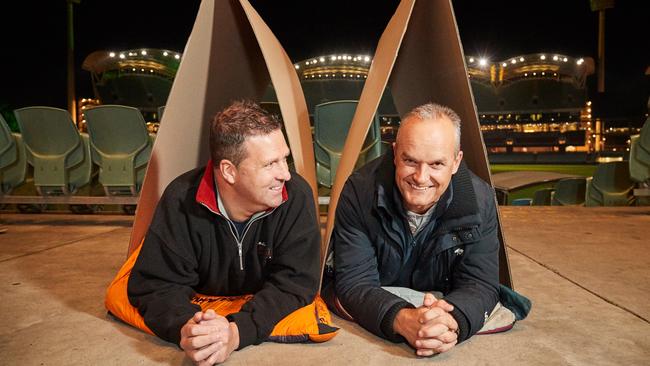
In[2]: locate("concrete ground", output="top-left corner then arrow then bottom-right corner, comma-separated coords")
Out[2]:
0,207 -> 648,365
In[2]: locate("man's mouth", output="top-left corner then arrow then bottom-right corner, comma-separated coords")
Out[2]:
408,182 -> 433,191
270,185 -> 283,192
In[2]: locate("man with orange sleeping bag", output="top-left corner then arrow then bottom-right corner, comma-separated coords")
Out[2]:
105,101 -> 337,365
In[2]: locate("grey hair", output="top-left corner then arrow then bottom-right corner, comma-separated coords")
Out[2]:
400,102 -> 462,155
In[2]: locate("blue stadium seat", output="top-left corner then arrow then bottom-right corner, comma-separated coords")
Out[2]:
511,198 -> 533,206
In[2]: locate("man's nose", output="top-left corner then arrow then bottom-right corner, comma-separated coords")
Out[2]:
413,164 -> 430,184
277,159 -> 291,181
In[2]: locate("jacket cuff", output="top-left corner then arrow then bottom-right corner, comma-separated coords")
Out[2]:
226,312 -> 258,350
380,301 -> 415,342
450,307 -> 471,343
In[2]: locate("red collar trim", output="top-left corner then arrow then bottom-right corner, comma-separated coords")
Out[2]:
196,160 -> 220,214
196,160 -> 289,215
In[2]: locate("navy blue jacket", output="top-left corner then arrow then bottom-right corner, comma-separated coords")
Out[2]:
332,151 -> 499,343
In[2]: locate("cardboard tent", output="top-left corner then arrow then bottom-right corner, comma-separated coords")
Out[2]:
128,0 -> 513,289
321,0 -> 512,287
127,0 -> 317,255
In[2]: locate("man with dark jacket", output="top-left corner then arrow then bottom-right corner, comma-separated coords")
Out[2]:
331,102 -> 500,356
127,101 -> 321,364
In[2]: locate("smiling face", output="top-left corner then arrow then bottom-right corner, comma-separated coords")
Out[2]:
230,129 -> 291,214
393,116 -> 463,214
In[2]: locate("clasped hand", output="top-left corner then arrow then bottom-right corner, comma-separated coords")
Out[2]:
393,293 -> 459,356
180,309 -> 240,365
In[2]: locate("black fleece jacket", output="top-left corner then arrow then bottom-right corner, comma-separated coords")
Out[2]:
332,150 -> 499,343
128,161 -> 320,348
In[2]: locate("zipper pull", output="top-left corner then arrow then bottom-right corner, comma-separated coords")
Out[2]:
238,244 -> 243,270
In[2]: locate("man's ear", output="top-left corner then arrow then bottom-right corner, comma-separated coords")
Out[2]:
218,159 -> 237,184
452,150 -> 463,174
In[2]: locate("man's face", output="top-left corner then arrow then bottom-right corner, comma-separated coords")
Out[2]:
393,117 -> 463,214
232,129 -> 291,213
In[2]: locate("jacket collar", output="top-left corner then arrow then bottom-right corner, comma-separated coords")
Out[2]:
195,159 -> 288,216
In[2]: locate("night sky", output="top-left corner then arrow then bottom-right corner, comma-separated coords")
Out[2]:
2,0 -> 648,124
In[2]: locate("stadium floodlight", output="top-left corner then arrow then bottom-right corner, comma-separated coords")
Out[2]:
119,54 -> 125,59
502,63 -> 507,67
468,57 -> 474,63
519,57 -> 524,62
141,50 -> 147,56
479,58 -> 488,66
109,52 -> 115,57
294,64 -> 299,69
540,54 -> 546,60
511,59 -> 516,64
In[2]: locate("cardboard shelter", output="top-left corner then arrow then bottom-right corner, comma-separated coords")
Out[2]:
128,0 -> 513,289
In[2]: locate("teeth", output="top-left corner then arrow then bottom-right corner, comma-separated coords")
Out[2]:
409,183 -> 430,191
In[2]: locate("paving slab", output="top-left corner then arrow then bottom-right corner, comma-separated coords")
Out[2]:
500,207 -> 650,322
0,209 -> 648,365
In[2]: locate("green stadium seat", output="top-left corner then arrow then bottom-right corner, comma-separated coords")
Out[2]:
585,161 -> 635,207
85,105 -> 153,195
314,100 -> 384,188
629,119 -> 650,184
532,187 -> 554,205
0,114 -> 27,194
552,177 -> 587,206
14,107 -> 93,195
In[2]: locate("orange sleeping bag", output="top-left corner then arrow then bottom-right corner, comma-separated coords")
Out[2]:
105,243 -> 338,343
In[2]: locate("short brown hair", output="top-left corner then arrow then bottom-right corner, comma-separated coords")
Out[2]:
209,100 -> 282,166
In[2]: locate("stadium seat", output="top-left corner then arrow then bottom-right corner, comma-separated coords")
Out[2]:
629,119 -> 650,184
511,198 -> 533,206
532,188 -> 554,205
85,105 -> 153,195
314,100 -> 384,188
551,177 -> 587,206
0,114 -> 27,194
14,107 -> 93,195
585,161 -> 635,207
